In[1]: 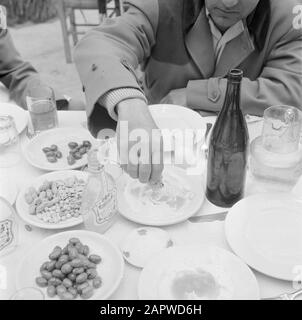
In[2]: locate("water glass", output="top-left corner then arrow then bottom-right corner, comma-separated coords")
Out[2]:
26,85 -> 58,137
262,105 -> 302,153
0,196 -> 18,258
0,116 -> 20,168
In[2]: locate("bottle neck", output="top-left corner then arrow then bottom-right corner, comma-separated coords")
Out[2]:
221,80 -> 242,114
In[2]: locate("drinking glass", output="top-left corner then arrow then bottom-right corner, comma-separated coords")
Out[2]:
262,105 -> 302,153
0,196 -> 18,258
26,85 -> 58,137
10,287 -> 45,300
0,116 -> 20,168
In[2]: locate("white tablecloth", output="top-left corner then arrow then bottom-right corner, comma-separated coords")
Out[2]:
0,111 -> 298,300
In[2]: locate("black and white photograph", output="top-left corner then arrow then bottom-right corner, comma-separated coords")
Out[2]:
0,0 -> 302,309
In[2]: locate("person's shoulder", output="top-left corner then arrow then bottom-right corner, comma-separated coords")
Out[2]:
270,0 -> 301,25
269,0 -> 301,38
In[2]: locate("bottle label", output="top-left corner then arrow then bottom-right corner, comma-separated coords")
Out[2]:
0,219 -> 14,253
91,190 -> 117,225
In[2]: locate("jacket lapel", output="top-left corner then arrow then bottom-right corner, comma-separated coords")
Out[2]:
185,7 -> 215,79
213,27 -> 255,77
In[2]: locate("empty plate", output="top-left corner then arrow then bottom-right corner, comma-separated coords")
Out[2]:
225,193 -> 302,281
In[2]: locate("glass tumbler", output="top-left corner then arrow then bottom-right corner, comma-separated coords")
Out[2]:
26,85 -> 58,137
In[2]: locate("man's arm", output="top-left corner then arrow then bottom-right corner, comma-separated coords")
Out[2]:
74,0 -> 159,118
186,28 -> 302,116
0,29 -> 41,109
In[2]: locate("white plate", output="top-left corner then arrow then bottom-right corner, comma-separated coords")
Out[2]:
225,193 -> 302,281
0,102 -> 28,134
24,127 -> 95,171
138,245 -> 259,300
16,230 -> 124,300
149,104 -> 207,151
16,170 -> 88,230
0,176 -> 18,205
117,166 -> 204,226
121,227 -> 173,268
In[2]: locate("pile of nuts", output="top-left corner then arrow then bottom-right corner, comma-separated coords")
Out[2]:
24,176 -> 86,224
36,238 -> 102,300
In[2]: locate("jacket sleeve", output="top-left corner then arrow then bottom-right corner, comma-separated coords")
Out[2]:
186,28 -> 302,116
74,0 -> 159,117
0,29 -> 41,109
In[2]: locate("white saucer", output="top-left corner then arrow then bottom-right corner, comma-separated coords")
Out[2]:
121,227 -> 173,268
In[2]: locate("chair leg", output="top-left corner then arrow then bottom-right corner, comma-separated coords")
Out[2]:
55,1 -> 72,63
69,8 -> 78,46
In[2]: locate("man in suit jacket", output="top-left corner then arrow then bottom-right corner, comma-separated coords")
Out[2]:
0,26 -> 82,110
75,0 -> 302,183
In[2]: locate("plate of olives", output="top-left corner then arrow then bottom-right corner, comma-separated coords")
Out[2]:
24,127 -> 96,171
16,231 -> 124,300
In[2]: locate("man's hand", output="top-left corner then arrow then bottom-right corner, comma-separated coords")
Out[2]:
160,88 -> 187,106
117,99 -> 164,184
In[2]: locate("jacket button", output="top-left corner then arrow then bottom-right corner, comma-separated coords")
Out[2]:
91,64 -> 98,71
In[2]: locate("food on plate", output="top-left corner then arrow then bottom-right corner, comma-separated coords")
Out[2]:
35,238 -> 102,300
157,265 -> 234,300
68,140 -> 92,163
42,140 -> 92,165
24,176 -> 85,223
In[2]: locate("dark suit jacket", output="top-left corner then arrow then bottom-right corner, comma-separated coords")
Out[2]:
75,0 -> 302,119
0,29 -> 67,110
0,29 -> 42,109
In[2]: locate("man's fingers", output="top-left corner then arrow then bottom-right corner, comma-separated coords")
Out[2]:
127,163 -> 139,179
150,162 -> 164,183
138,163 -> 152,183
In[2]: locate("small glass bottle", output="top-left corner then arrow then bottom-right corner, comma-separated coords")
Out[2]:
80,148 -> 117,234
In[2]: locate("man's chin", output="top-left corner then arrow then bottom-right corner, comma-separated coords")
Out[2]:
211,16 -> 238,32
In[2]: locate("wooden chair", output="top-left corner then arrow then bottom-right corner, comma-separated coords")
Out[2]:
53,0 -> 124,63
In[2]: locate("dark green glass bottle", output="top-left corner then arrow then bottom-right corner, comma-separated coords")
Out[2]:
206,69 -> 249,208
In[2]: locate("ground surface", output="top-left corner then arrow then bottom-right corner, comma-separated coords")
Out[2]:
10,10 -> 100,104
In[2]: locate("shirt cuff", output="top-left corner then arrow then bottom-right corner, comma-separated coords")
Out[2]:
98,88 -> 147,121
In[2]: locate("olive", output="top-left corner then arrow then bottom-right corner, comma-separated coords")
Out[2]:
68,142 -> 78,149
93,276 -> 102,289
50,145 -> 58,152
47,285 -> 56,298
83,141 -> 92,148
47,156 -> 57,163
67,155 -> 76,166
81,286 -> 94,299
42,147 -> 51,153
79,147 -> 87,155
56,151 -> 63,159
36,277 -> 48,288
89,254 -> 102,264
73,152 -> 82,160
